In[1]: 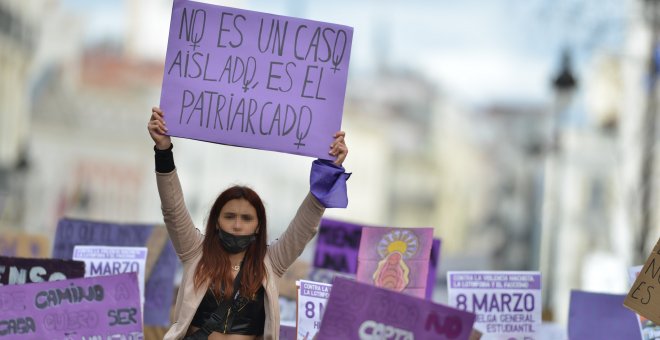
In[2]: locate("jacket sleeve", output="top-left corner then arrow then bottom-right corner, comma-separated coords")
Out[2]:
156,169 -> 203,262
268,192 -> 325,277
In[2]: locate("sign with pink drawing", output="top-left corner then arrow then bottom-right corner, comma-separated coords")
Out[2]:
356,227 -> 433,298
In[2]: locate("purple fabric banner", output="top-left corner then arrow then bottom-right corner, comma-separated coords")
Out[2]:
425,238 -> 442,300
568,290 -> 641,339
0,256 -> 85,285
317,277 -> 476,340
52,218 -> 178,326
0,273 -> 142,339
357,227 -> 433,298
313,218 -> 363,274
160,0 -> 353,159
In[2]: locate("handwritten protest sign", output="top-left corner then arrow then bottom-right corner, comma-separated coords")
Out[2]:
569,290 -> 641,339
73,246 -> 148,309
317,277 -> 476,340
160,0 -> 353,159
447,271 -> 541,339
628,265 -> 660,339
0,231 -> 49,258
53,218 -> 177,326
357,227 -> 433,298
296,279 -> 331,340
0,272 -> 142,339
0,256 -> 85,285
625,237 -> 660,325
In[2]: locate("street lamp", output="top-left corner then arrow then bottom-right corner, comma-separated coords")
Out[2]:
551,50 -> 577,152
542,49 -> 577,322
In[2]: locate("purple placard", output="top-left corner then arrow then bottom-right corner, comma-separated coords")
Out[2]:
313,218 -> 363,274
52,218 -> 178,326
0,273 -> 142,339
357,227 -> 433,298
280,324 -> 296,340
568,290 -> 641,339
317,277 -> 476,340
0,256 -> 85,285
160,0 -> 353,159
426,238 -> 442,300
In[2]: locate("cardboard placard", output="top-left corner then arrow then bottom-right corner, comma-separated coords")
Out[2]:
73,246 -> 148,310
628,265 -> 660,340
357,227 -> 433,298
625,237 -> 660,325
52,218 -> 178,326
280,323 -> 296,340
313,219 -> 363,274
0,273 -> 143,339
0,256 -> 85,285
426,238 -> 442,300
296,279 -> 332,340
160,0 -> 353,159
317,277 -> 476,340
447,271 -> 542,339
569,290 -> 640,339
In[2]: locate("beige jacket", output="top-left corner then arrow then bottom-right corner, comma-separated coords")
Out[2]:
157,170 -> 325,340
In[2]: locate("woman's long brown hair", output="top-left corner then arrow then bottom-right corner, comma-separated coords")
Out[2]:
193,185 -> 268,300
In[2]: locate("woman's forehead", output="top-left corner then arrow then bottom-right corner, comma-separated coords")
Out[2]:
221,198 -> 256,212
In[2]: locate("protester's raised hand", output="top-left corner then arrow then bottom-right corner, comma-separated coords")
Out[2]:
148,107 -> 172,150
329,131 -> 348,166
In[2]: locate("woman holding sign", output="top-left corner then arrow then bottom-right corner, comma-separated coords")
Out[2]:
148,106 -> 349,340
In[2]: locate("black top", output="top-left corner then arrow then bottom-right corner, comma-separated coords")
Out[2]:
190,286 -> 266,335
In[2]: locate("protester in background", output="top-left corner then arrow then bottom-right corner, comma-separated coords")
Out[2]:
148,106 -> 349,340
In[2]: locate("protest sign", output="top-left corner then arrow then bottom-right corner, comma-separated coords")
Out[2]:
317,277 -> 476,340
357,227 -> 433,298
281,322 -> 296,340
73,246 -> 148,309
569,290 -> 641,339
0,230 -> 49,258
426,238 -> 442,300
447,271 -> 542,339
313,218 -> 362,274
0,256 -> 85,285
625,237 -> 660,325
629,265 -> 660,339
296,279 -> 331,340
0,272 -> 142,339
159,0 -> 353,159
53,218 -> 177,326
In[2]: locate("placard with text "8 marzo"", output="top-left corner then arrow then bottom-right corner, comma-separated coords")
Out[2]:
447,271 -> 542,340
